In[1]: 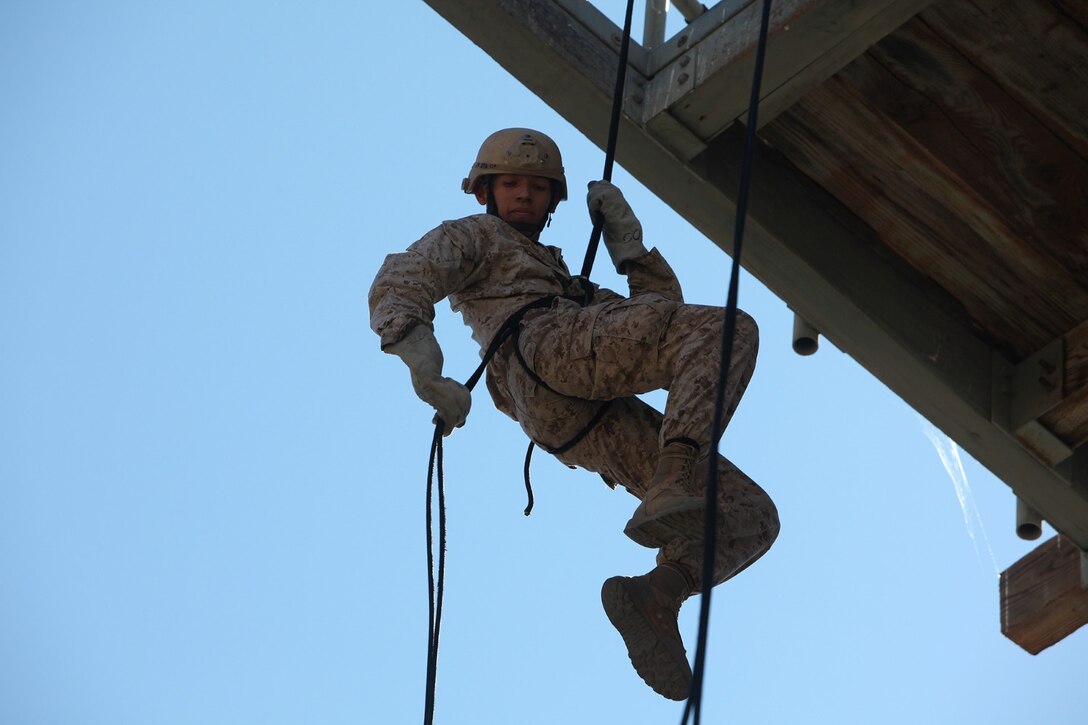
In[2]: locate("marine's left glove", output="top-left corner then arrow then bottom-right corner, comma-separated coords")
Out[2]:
587,180 -> 648,272
386,325 -> 471,436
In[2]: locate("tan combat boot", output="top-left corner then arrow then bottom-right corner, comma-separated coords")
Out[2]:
624,441 -> 707,548
601,565 -> 693,701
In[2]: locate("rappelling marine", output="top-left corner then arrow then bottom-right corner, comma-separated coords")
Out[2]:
369,128 -> 779,699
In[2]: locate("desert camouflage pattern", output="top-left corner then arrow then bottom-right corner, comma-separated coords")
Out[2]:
370,214 -> 778,587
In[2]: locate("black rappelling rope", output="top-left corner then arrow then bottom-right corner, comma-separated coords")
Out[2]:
521,0 -> 635,511
579,0 -> 636,283
681,1 -> 774,723
421,1 -> 637,721
423,422 -> 445,725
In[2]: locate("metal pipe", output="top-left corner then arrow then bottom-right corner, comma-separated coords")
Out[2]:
1016,498 -> 1043,540
672,0 -> 708,22
643,0 -> 669,49
792,313 -> 820,356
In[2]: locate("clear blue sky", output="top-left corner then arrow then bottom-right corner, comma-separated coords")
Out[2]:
1,2 -> 1082,724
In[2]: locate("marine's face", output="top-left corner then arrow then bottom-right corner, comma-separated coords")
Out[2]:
475,174 -> 553,227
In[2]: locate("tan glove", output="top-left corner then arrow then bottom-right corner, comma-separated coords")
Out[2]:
386,326 -> 471,436
587,180 -> 648,272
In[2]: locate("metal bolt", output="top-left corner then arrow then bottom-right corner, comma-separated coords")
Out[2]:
677,72 -> 690,85
678,34 -> 688,47
632,93 -> 644,104
680,55 -> 691,68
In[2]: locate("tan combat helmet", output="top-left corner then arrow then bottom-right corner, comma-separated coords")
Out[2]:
462,128 -> 568,210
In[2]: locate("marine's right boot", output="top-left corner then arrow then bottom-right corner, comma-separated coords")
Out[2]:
601,565 -> 693,701
624,441 -> 707,548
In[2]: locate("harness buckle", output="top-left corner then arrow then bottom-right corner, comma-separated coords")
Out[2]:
568,275 -> 594,306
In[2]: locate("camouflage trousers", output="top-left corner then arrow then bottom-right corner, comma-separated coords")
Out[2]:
503,294 -> 780,589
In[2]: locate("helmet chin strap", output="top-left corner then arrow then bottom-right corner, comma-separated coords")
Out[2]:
508,220 -> 545,238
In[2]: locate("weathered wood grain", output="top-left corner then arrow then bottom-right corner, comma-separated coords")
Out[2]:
499,0 -> 644,108
923,0 -> 1088,160
1052,0 -> 1088,32
755,0 -> 937,128
642,0 -> 819,140
1000,535 -> 1088,654
1041,318 -> 1088,447
764,76 -> 1084,358
842,19 -> 1088,287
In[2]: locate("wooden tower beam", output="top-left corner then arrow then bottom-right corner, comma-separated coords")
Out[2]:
1001,536 -> 1088,653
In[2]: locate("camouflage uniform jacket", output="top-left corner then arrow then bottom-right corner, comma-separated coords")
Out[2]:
369,213 -> 684,419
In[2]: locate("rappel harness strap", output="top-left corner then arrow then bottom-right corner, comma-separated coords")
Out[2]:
506,0 -> 640,516
499,0 -> 639,514
471,292 -> 615,516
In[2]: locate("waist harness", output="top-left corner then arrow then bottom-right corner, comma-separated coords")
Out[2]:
462,281 -> 611,514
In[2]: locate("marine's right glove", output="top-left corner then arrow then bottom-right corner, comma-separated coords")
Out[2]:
587,180 -> 649,272
386,326 -> 471,436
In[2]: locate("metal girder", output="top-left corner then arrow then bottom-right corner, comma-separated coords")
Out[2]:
420,0 -> 1088,548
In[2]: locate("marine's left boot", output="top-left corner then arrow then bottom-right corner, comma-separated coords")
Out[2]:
624,440 -> 708,548
601,564 -> 694,701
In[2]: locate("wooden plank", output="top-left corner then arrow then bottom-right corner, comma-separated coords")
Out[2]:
1053,0 -> 1088,31
689,126 -> 991,418
764,77 -> 1083,359
641,0 -> 934,140
754,0 -> 935,127
641,0 -> 808,139
553,0 -> 649,72
848,19 -> 1088,288
1042,318 -> 1088,447
1000,535 -> 1088,654
835,13 -> 1088,447
645,0 -> 752,75
922,0 -> 1088,160
693,127 -> 1088,547
422,0 -> 648,150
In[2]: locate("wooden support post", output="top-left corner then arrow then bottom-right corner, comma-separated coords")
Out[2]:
1000,535 -> 1088,654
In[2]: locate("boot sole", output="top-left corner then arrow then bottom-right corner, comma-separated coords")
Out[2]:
601,576 -> 691,701
624,503 -> 708,548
